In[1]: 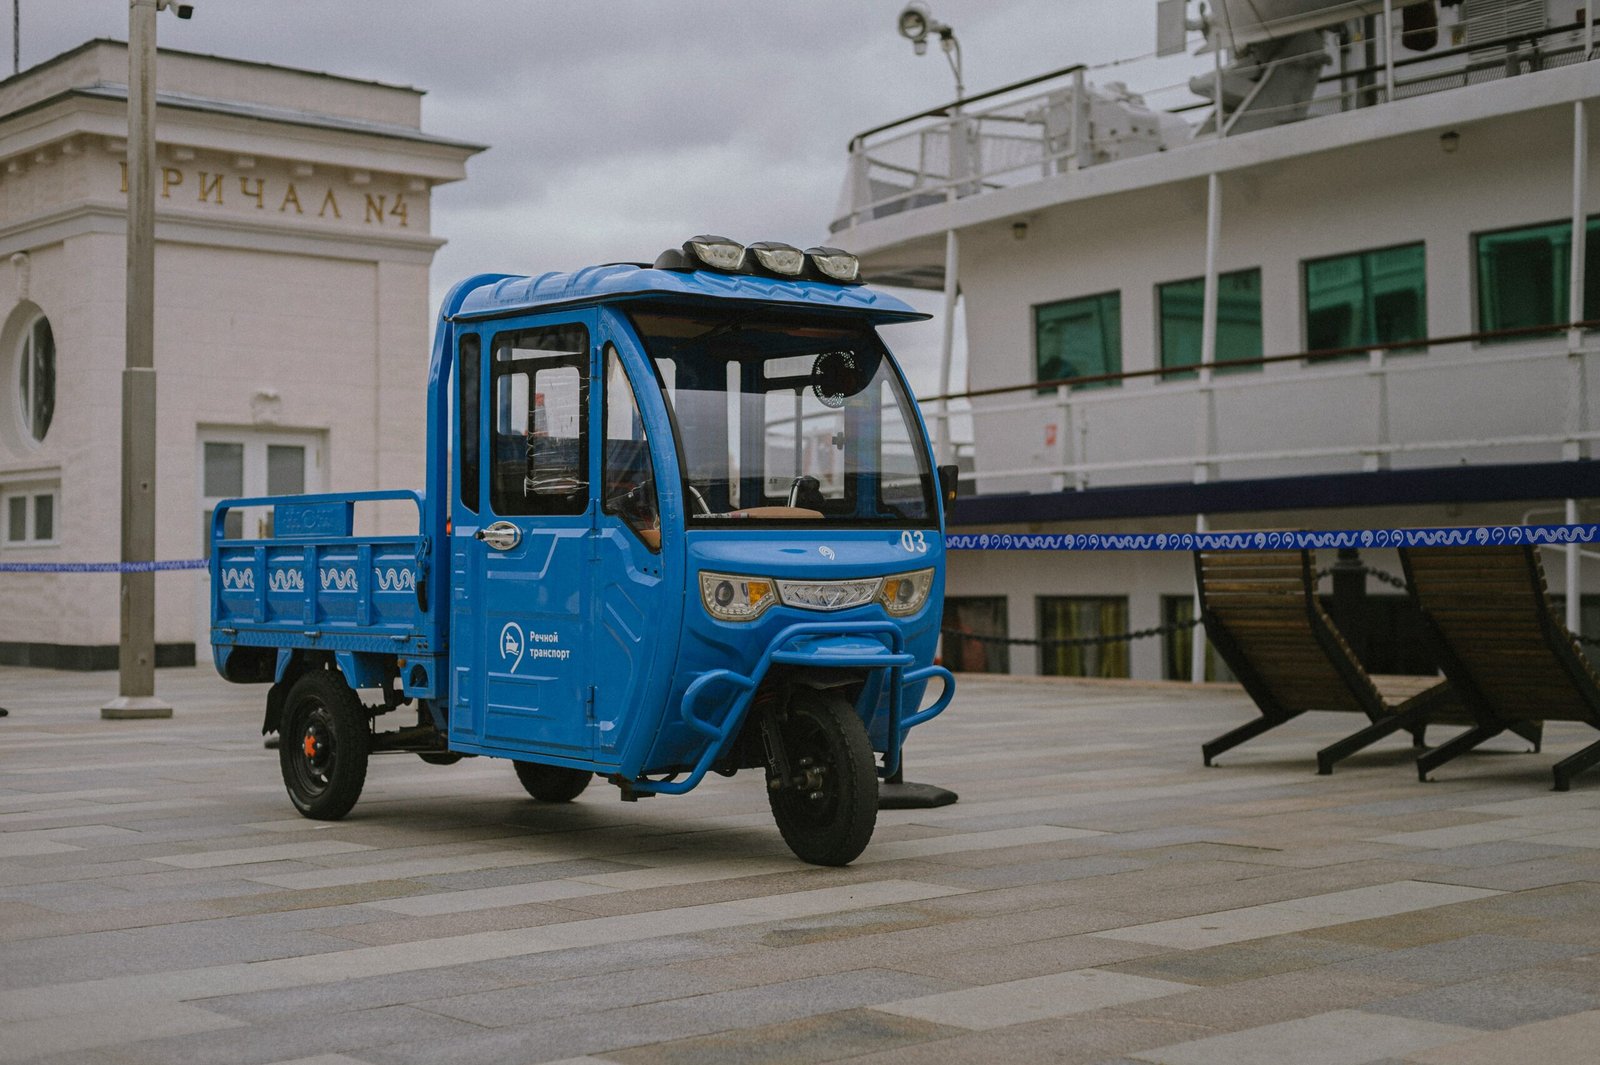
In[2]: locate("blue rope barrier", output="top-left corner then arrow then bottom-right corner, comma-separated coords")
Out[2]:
0,559 -> 207,573
2,523 -> 1595,570
946,523 -> 1600,551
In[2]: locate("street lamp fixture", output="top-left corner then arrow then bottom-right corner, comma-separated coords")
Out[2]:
897,2 -> 964,100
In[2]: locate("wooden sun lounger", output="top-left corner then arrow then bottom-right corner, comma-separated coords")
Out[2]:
1195,548 -> 1494,775
1401,545 -> 1599,790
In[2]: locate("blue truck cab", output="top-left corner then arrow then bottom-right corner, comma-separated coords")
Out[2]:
210,236 -> 956,865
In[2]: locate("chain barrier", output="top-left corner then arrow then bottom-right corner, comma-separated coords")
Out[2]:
1313,565 -> 1409,591
942,617 -> 1198,649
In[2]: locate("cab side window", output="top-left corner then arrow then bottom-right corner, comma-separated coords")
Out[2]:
490,323 -> 589,517
602,345 -> 660,551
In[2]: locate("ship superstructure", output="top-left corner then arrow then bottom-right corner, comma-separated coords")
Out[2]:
830,0 -> 1600,680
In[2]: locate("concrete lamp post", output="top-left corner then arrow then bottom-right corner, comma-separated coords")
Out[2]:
101,0 -> 193,720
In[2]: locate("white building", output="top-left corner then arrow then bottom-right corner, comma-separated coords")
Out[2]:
832,0 -> 1600,680
0,40 -> 481,668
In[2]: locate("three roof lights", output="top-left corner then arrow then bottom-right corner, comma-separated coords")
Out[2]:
654,236 -> 862,285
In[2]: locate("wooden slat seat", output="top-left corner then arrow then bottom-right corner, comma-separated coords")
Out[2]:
1195,548 -> 1505,774
1401,545 -> 1600,790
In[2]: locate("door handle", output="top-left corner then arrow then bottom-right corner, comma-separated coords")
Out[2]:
474,521 -> 521,551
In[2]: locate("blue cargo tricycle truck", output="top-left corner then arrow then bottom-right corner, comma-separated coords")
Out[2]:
210,236 -> 956,866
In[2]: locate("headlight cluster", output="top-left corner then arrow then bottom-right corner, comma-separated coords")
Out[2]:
699,568 -> 934,622
654,236 -> 862,284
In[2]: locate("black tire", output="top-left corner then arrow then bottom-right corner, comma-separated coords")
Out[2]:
766,689 -> 878,866
513,761 -> 592,802
279,670 -> 369,820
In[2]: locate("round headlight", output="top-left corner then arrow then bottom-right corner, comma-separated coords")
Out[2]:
714,580 -> 734,607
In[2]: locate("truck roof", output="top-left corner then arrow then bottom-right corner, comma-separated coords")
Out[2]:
450,263 -> 929,324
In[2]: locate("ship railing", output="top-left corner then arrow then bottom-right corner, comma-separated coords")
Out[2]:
835,16 -> 1599,234
918,319 -> 1599,496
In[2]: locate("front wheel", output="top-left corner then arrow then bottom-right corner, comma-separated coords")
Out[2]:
766,690 -> 878,866
513,761 -> 592,802
280,670 -> 369,820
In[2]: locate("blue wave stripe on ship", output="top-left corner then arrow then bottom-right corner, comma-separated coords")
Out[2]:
944,524 -> 1600,551
3,523 -> 1596,569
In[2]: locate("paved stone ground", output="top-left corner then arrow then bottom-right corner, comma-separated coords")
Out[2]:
5,667 -> 1600,1064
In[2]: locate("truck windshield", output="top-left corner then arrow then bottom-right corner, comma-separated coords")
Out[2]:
628,305 -> 937,527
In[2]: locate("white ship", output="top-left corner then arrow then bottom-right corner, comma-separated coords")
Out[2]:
830,0 -> 1599,681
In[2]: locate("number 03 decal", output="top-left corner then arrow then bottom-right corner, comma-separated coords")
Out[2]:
900,530 -> 928,554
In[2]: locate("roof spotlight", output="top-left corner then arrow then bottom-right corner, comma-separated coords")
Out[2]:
899,2 -> 931,52
804,247 -> 862,284
683,235 -> 746,272
897,3 -> 963,98
748,241 -> 806,277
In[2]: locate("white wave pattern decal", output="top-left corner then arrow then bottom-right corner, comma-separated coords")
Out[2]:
220,567 -> 254,591
374,566 -> 415,592
268,569 -> 305,593
319,566 -> 359,591
945,523 -> 1600,552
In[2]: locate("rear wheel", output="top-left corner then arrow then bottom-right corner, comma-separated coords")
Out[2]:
513,761 -> 592,802
766,689 -> 878,866
280,670 -> 369,820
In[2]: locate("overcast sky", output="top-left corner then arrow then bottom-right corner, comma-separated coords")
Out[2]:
26,1 -> 1209,391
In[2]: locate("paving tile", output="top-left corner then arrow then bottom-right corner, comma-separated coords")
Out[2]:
1362,968 -> 1600,1031
149,840 -> 375,868
872,967 -> 1194,1030
1104,934 -> 1384,987
1092,882 -> 1502,950
604,1009 -> 955,1065
363,878 -> 618,917
0,880 -> 965,1024
1407,1008 -> 1600,1064
0,1002 -> 244,1062
1121,966 -> 1428,1035
1329,934 -> 1592,986
1129,1008 -> 1478,1065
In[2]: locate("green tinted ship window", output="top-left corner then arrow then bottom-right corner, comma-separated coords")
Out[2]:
1476,218 -> 1600,337
1158,268 -> 1263,380
1035,291 -> 1121,391
1303,243 -> 1426,355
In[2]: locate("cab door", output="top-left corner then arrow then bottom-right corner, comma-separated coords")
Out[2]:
589,326 -> 679,760
450,313 -> 597,761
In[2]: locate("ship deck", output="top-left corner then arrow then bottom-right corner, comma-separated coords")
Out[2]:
4,666 -> 1600,1063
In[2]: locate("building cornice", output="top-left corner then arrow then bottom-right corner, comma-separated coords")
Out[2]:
0,202 -> 446,265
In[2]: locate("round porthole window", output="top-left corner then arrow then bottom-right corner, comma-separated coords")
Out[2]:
17,314 -> 54,445
2,303 -> 54,452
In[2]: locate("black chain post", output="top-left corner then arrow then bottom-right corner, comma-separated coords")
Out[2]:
1329,547 -> 1369,666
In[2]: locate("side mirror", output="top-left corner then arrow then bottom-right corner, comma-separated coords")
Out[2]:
937,463 -> 959,509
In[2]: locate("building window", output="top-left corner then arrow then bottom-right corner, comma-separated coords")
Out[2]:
11,312 -> 55,447
1303,243 -> 1426,356
1038,596 -> 1128,678
1,483 -> 59,546
1158,269 -> 1263,379
1036,291 -> 1121,391
942,596 -> 1009,673
1476,218 -> 1600,337
1161,595 -> 1236,682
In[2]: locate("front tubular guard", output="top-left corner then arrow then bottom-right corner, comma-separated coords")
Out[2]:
628,620 -> 955,797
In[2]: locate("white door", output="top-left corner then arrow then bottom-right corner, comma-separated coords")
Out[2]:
196,428 -> 325,642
